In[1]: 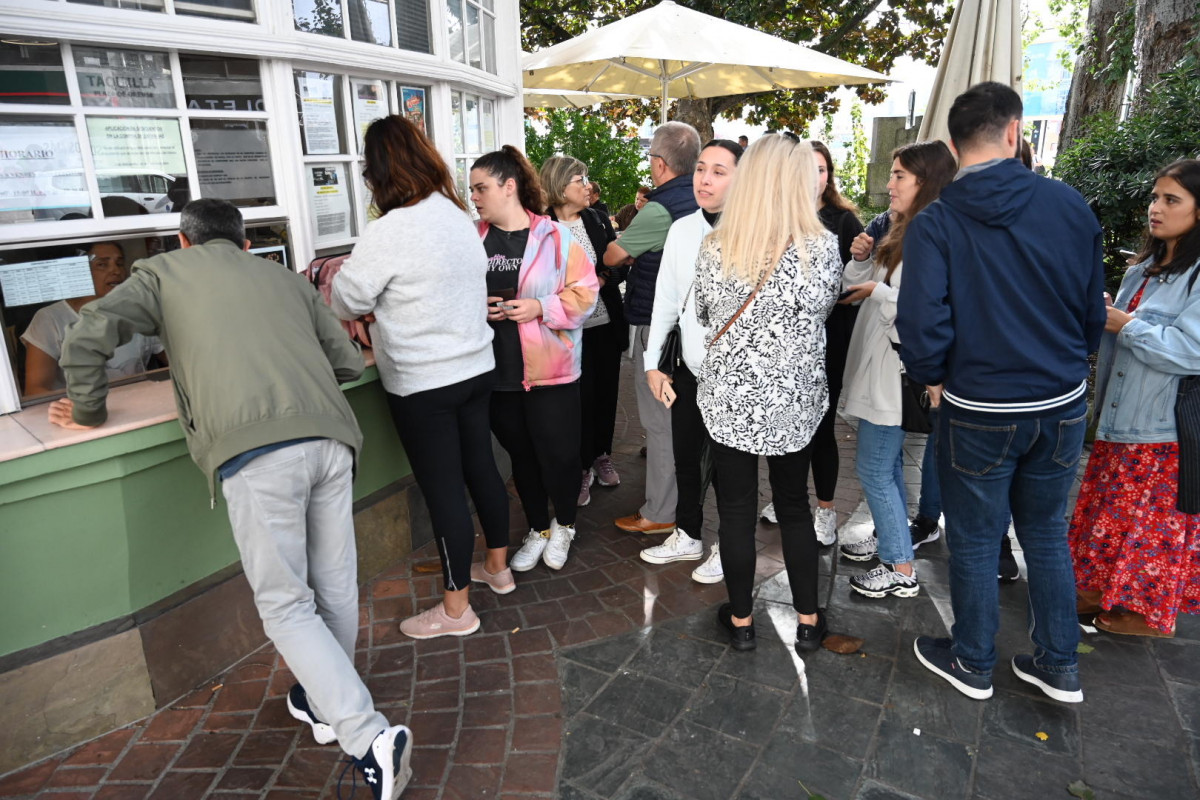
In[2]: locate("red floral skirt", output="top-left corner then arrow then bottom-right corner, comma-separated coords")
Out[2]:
1069,440 -> 1200,632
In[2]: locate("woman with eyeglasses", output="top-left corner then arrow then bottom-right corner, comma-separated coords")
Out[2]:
539,156 -> 627,506
331,115 -> 513,640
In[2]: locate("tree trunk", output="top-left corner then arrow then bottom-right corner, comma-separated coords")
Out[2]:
1129,0 -> 1197,114
672,98 -> 715,144
1059,0 -> 1128,149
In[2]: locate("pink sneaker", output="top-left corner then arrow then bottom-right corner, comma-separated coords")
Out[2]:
593,454 -> 620,487
399,602 -> 480,639
470,562 -> 516,594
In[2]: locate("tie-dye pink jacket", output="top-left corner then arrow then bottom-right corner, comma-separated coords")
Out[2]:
478,210 -> 599,390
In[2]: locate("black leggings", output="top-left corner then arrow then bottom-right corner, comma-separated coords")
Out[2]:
387,372 -> 511,592
809,304 -> 858,501
671,364 -> 709,537
711,436 -> 819,618
580,322 -> 623,468
491,383 -> 581,530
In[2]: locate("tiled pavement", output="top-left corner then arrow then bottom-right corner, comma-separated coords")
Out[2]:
2,363 -> 1199,800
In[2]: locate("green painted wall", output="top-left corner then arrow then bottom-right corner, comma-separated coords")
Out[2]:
0,373 -> 410,658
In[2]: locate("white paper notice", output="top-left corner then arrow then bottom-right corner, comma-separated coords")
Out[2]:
309,165 -> 352,243
299,74 -> 339,155
0,256 -> 94,307
352,81 -> 385,152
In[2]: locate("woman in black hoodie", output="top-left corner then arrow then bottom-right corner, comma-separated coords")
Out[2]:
541,156 -> 628,506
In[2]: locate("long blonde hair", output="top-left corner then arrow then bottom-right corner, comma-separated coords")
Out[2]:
708,135 -> 825,283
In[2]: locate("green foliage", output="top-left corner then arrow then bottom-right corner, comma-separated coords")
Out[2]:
521,0 -> 953,132
1092,4 -> 1136,85
840,101 -> 870,207
1047,0 -> 1086,72
524,109 -> 650,208
1054,57 -> 1200,291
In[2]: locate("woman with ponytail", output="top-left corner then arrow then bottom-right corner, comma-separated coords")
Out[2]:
470,146 -> 600,573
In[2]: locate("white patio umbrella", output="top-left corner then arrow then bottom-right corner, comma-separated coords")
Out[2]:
917,0 -> 1022,145
522,0 -> 890,124
522,89 -> 641,109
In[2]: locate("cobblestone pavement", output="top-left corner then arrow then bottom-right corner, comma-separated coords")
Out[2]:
2,364 -> 1198,800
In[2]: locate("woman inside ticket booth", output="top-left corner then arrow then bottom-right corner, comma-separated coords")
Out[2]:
19,240 -> 164,396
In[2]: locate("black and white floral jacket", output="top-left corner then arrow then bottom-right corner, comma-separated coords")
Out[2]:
694,233 -> 841,455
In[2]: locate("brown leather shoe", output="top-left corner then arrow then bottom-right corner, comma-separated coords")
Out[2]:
1096,610 -> 1175,638
1077,589 -> 1103,616
614,513 -> 675,534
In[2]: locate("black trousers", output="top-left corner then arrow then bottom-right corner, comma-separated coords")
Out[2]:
711,436 -> 819,618
671,363 -> 710,537
491,383 -> 581,530
810,304 -> 858,501
579,322 -> 624,468
387,372 -> 511,592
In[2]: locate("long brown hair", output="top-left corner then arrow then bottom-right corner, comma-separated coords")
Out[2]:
810,140 -> 857,214
875,140 -> 957,280
362,115 -> 466,215
472,145 -> 545,214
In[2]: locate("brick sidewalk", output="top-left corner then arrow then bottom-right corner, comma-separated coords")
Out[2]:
1,361 -> 1198,800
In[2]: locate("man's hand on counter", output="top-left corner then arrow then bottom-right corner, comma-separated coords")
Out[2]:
48,398 -> 99,430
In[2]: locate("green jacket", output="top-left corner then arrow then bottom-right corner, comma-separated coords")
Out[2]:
61,239 -> 365,501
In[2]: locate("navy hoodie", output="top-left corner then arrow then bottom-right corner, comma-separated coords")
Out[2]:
896,159 -> 1106,414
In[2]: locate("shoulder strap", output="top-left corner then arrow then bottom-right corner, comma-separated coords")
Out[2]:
709,262 -> 776,347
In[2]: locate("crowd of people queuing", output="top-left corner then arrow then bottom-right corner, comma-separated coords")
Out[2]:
46,79 -> 1199,797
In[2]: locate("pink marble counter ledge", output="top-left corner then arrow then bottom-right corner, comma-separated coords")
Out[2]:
0,415 -> 45,462
11,379 -> 179,454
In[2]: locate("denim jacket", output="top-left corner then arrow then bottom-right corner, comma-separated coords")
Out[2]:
1095,256 -> 1200,442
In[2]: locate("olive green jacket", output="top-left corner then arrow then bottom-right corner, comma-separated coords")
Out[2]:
61,239 -> 365,501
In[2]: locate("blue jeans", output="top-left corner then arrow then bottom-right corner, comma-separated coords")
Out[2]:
917,408 -> 941,521
856,420 -> 912,565
938,398 -> 1088,676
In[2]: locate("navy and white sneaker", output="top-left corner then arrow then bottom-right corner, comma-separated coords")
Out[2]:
287,684 -> 337,744
1012,654 -> 1083,704
913,636 -> 993,700
340,725 -> 413,800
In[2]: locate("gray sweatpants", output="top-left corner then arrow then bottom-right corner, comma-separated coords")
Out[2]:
633,324 -> 678,522
222,439 -> 387,759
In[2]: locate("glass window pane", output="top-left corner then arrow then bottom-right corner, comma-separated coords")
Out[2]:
73,46 -> 175,109
67,0 -> 164,12
85,117 -> 190,216
190,120 -> 274,206
349,0 -> 392,45
395,0 -> 431,53
399,86 -> 427,135
456,158 -> 469,209
464,94 -> 480,153
481,13 -> 495,74
451,91 -> 463,153
480,98 -> 495,151
307,163 -> 355,243
446,0 -> 465,64
0,42 -> 70,106
465,4 -> 482,71
174,0 -> 256,21
293,0 -> 344,37
294,71 -> 345,155
180,54 -> 263,112
0,117 -> 90,223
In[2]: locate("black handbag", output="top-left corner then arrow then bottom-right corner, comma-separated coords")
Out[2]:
899,374 -> 933,434
657,283 -> 693,376
1174,375 -> 1200,513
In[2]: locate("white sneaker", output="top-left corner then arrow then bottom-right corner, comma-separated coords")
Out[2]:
690,548 -> 724,583
839,534 -> 878,562
759,502 -> 777,524
542,520 -> 575,570
510,528 -> 550,572
849,563 -> 919,598
639,529 -> 703,564
813,506 -> 838,546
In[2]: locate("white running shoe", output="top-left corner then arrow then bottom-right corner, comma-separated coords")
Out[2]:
690,548 -> 724,584
813,506 -> 838,546
542,520 -> 576,570
839,534 -> 879,562
849,563 -> 919,598
639,529 -> 703,564
510,528 -> 550,572
759,502 -> 777,524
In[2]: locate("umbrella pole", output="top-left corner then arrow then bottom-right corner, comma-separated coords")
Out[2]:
660,63 -> 669,125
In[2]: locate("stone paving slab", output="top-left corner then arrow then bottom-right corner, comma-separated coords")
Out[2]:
2,360 -> 1198,800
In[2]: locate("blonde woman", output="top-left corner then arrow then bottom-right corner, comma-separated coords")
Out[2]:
693,136 -> 842,653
